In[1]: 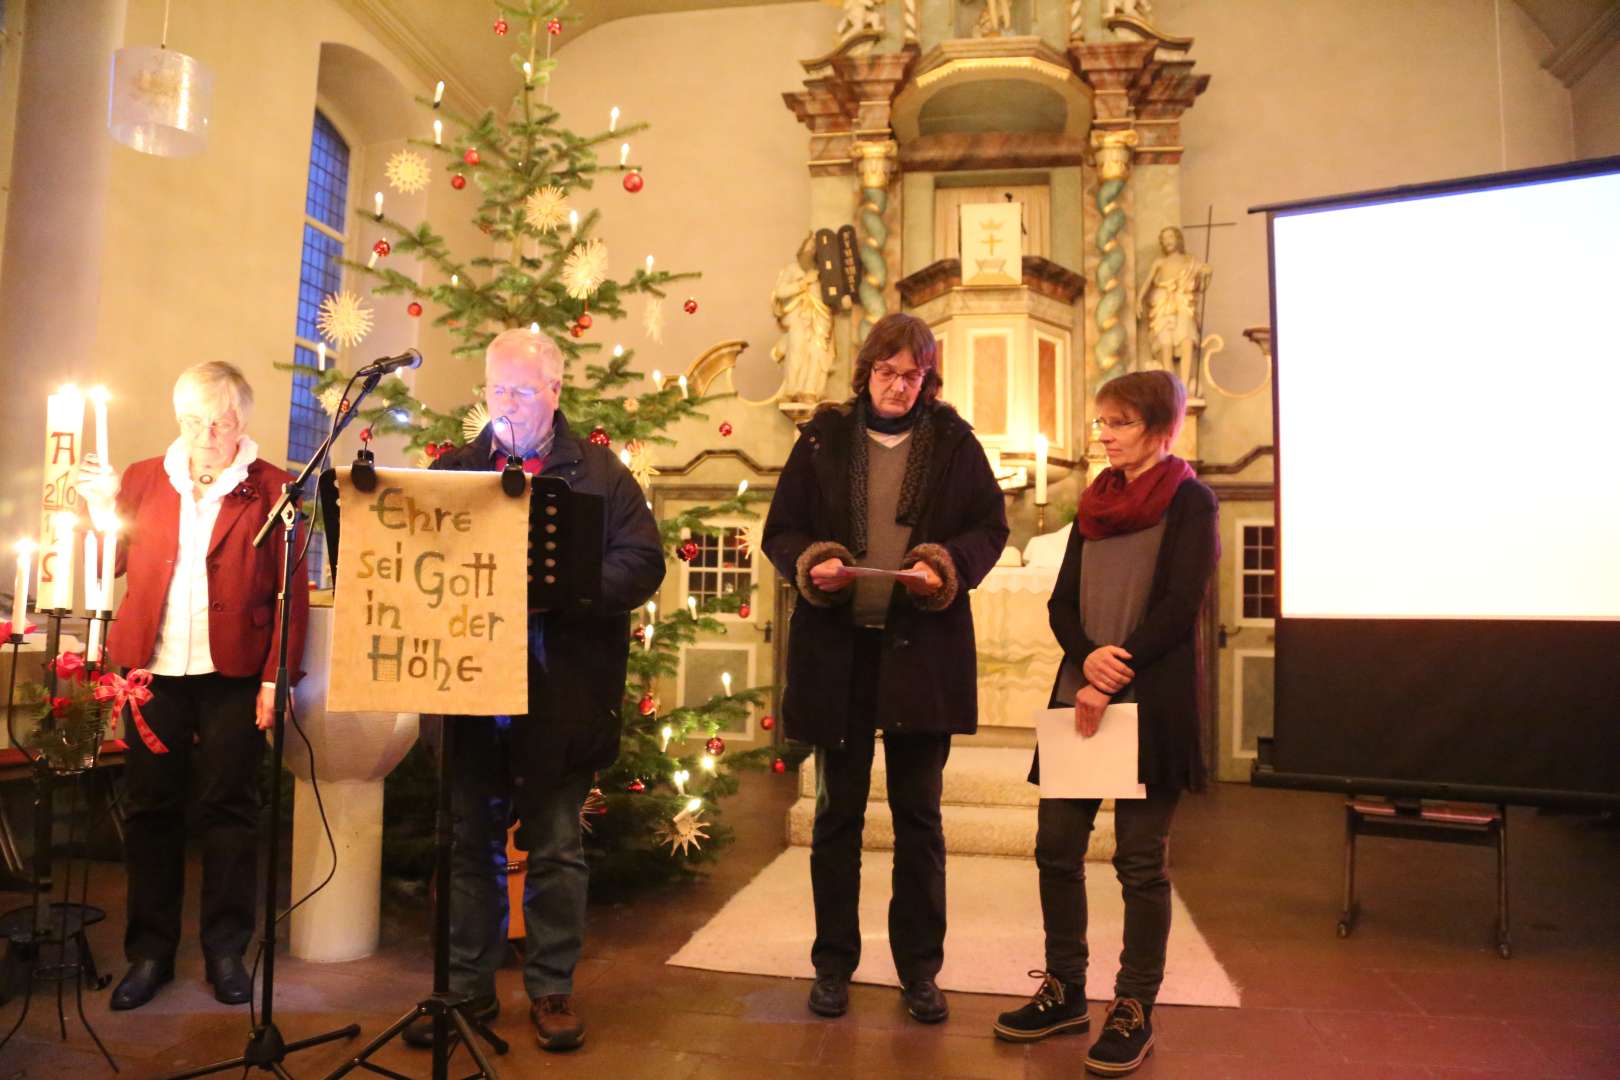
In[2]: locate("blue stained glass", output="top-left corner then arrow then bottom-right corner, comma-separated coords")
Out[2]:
305,112 -> 350,232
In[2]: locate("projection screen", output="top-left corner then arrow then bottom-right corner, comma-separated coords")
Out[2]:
1253,156 -> 1620,808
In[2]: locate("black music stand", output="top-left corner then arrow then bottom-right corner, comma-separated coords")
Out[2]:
317,455 -> 602,1080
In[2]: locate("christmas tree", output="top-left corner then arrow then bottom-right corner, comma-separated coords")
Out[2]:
298,0 -> 779,892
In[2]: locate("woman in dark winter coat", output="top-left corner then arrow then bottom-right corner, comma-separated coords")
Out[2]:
993,370 -> 1218,1078
763,313 -> 1008,1026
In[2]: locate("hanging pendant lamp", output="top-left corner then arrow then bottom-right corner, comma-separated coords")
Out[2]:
107,0 -> 213,157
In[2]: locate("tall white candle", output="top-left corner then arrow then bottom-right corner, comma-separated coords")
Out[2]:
9,540 -> 33,636
316,342 -> 326,372
645,254 -> 654,273
650,369 -> 663,388
609,106 -> 620,133
720,671 -> 732,696
433,80 -> 444,107
89,386 -> 110,468
374,191 -> 384,218
568,209 -> 579,232
677,375 -> 688,399
83,530 -> 100,611
522,61 -> 533,84
619,142 -> 630,167
45,511 -> 76,610
100,522 -> 118,612
1034,433 -> 1049,505
433,118 -> 442,146
87,616 -> 103,664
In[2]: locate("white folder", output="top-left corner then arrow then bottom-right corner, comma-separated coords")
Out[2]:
1035,702 -> 1148,799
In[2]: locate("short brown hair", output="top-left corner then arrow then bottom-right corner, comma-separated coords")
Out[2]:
1095,369 -> 1187,441
851,313 -> 942,406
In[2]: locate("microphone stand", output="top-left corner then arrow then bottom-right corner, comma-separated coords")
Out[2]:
169,372 -> 382,1079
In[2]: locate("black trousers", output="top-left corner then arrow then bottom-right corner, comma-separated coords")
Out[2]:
810,631 -> 951,985
121,672 -> 264,963
1035,786 -> 1181,1005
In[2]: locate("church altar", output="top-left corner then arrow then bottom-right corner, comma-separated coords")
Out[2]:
971,562 -> 1062,728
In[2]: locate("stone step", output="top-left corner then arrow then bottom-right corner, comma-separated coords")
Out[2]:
797,744 -> 1040,808
785,797 -> 1117,863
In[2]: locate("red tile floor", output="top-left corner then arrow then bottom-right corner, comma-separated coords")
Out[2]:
2,772 -> 1616,1078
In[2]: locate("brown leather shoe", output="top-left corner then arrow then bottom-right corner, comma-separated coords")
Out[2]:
531,994 -> 585,1052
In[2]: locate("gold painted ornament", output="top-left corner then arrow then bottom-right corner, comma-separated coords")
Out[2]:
561,238 -> 609,300
384,149 -> 432,195
655,808 -> 710,856
316,291 -> 374,349
523,186 -> 569,232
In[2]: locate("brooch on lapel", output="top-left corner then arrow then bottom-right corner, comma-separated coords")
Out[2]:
232,483 -> 256,500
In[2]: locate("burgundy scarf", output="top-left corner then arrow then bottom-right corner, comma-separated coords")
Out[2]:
1076,455 -> 1194,540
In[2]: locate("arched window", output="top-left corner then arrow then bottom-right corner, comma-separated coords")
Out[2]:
289,109 -> 351,584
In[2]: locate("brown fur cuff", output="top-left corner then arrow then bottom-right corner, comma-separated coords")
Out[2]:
903,543 -> 958,611
795,541 -> 855,607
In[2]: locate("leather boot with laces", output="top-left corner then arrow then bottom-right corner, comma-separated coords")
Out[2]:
1085,996 -> 1155,1076
993,970 -> 1089,1042
531,993 -> 585,1052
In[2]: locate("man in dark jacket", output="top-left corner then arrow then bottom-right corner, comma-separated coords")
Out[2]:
762,313 -> 1008,1025
405,327 -> 663,1052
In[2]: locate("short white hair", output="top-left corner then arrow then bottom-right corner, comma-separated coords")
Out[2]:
485,327 -> 564,383
174,361 -> 254,423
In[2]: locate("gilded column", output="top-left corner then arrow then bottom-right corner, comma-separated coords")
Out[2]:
853,139 -> 898,341
1091,128 -> 1138,382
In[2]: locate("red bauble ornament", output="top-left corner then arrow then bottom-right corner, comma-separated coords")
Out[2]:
588,427 -> 611,447
718,421 -> 733,437
683,298 -> 699,314
761,714 -> 775,731
638,692 -> 656,716
372,238 -> 391,257
425,443 -> 441,460
632,625 -> 645,643
407,301 -> 423,317
451,174 -> 467,190
622,171 -> 644,194
547,17 -> 563,34
705,736 -> 726,757
359,426 -> 374,444
772,757 -> 787,774
569,323 -> 585,338
463,147 -> 480,166
493,16 -> 509,35
627,778 -> 646,793
440,440 -> 454,453
680,539 -> 700,562
738,602 -> 751,619
576,312 -> 593,329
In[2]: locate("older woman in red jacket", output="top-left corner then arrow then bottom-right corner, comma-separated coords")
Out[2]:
88,360 -> 308,1011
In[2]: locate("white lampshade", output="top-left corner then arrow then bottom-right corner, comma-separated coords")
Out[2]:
107,45 -> 213,157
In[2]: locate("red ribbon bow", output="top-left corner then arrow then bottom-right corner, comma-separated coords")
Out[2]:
95,669 -> 165,754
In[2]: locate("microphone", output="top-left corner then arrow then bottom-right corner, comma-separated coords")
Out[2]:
355,349 -> 423,376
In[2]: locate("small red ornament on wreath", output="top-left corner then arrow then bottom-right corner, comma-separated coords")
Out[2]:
407,301 -> 423,317
576,312 -> 593,329
761,714 -> 775,731
450,174 -> 467,190
463,147 -> 480,166
683,298 -> 698,315
622,171 -> 644,194
738,602 -> 751,619
569,323 -> 584,338
718,421 -> 732,437
493,16 -> 509,35
372,239 -> 391,257
772,757 -> 787,774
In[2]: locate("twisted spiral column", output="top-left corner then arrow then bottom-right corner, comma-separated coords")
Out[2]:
1091,128 -> 1139,382
853,140 -> 899,342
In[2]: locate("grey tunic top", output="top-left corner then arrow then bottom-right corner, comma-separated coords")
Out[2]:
1056,519 -> 1167,703
853,434 -> 912,628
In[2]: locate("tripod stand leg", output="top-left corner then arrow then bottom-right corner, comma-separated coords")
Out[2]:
450,1005 -> 505,1073
319,1005 -> 427,1080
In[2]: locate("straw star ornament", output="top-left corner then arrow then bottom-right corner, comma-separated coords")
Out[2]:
384,149 -> 431,195
317,291 -> 374,349
523,186 -> 569,232
561,238 -> 609,300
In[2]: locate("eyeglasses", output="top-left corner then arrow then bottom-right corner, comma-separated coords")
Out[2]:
488,383 -> 556,402
178,414 -> 240,436
871,366 -> 925,389
1090,417 -> 1145,432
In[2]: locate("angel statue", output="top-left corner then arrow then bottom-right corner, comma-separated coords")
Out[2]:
835,0 -> 885,41
771,234 -> 837,405
1137,225 -> 1213,390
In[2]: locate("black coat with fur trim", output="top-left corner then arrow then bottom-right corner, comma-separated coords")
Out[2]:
762,401 -> 1009,747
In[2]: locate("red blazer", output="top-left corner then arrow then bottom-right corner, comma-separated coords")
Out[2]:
106,456 -> 310,684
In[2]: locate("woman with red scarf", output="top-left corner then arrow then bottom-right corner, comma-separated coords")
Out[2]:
993,370 -> 1218,1077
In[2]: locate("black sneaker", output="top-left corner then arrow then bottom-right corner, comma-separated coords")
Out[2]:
808,974 -> 850,1017
993,970 -> 1089,1042
1085,997 -> 1154,1076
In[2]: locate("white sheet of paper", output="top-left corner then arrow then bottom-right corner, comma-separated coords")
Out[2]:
1035,703 -> 1148,799
842,566 -> 927,581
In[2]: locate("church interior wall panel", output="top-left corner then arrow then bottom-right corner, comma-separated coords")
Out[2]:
546,3 -> 837,475
1156,0 -> 1576,469
1571,39 -> 1620,158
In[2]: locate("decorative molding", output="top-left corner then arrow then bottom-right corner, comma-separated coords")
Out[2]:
1198,445 -> 1275,477
334,0 -> 482,114
897,256 -> 1085,307
899,132 -> 1088,171
653,448 -> 784,478
1543,3 -> 1620,87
